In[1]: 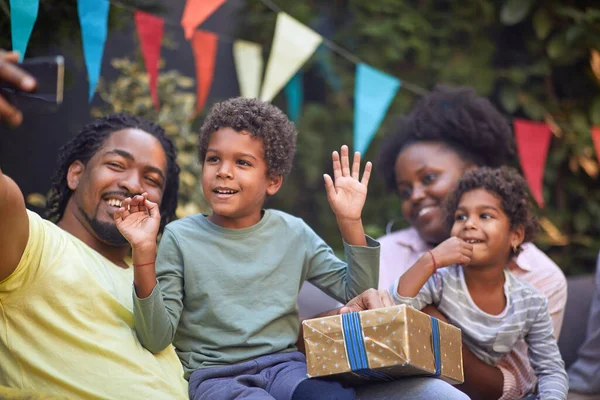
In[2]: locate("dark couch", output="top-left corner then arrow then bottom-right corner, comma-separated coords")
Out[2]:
559,274 -> 597,369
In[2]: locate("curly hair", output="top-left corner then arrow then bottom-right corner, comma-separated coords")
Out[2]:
198,97 -> 297,178
445,166 -> 538,256
378,85 -> 516,191
46,113 -> 180,234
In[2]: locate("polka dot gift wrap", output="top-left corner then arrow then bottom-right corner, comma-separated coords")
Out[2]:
302,305 -> 464,384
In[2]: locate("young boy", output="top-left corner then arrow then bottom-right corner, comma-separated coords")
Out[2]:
115,98 -> 380,399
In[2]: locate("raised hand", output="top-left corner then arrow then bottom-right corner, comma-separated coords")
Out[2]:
0,50 -> 36,126
323,145 -> 372,222
113,193 -> 160,249
429,237 -> 473,269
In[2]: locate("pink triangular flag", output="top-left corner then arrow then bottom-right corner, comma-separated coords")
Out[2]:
181,0 -> 227,40
592,127 -> 600,164
191,30 -> 218,115
514,119 -> 552,207
134,11 -> 164,110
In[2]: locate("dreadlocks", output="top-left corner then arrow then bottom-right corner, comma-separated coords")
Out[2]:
46,113 -> 180,234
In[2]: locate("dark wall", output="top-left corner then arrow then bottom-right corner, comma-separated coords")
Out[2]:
0,0 -> 243,203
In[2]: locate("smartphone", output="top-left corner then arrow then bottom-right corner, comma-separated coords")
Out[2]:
0,55 -> 64,110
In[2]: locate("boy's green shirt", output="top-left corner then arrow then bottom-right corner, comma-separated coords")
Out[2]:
133,209 -> 380,379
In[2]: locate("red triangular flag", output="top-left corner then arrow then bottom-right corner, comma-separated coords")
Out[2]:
592,127 -> 600,164
181,0 -> 227,40
514,119 -> 552,207
134,11 -> 164,110
191,30 -> 218,116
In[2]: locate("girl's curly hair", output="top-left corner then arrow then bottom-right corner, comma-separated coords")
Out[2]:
445,166 -> 538,256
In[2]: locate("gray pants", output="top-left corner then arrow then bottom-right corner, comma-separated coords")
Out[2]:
188,351 -> 348,400
189,352 -> 470,400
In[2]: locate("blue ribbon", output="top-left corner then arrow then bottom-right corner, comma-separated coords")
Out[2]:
341,312 -> 393,381
430,316 -> 442,377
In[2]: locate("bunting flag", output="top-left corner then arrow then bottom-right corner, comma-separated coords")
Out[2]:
353,63 -> 401,156
181,0 -> 227,40
134,11 -> 164,110
260,13 -> 322,102
233,40 -> 263,98
514,119 -> 552,207
78,0 -> 109,101
285,72 -> 303,123
191,30 -> 218,115
592,127 -> 600,164
10,0 -> 39,61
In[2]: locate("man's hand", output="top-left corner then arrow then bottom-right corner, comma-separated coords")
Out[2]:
113,193 -> 160,250
0,50 -> 36,126
430,237 -> 473,269
324,145 -> 371,222
339,288 -> 394,314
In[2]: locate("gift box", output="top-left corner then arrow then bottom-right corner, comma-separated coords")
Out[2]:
302,304 -> 463,384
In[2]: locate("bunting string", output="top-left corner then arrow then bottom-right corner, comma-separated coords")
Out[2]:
99,0 -> 429,96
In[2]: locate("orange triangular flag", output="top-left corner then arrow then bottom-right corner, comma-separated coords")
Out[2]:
191,30 -> 218,116
592,127 -> 600,164
134,11 -> 164,110
514,119 -> 552,207
181,0 -> 227,40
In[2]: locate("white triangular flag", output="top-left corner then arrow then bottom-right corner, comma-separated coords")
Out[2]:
233,40 -> 263,99
260,13 -> 322,102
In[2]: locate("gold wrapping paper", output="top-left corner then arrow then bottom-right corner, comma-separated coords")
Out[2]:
303,305 -> 464,384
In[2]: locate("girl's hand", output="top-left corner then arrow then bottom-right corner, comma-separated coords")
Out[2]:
430,237 -> 473,269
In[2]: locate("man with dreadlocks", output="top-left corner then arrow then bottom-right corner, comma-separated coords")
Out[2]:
0,51 -> 188,398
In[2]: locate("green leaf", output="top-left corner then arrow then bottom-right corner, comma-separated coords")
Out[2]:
555,6 -> 585,21
500,0 -> 534,25
574,210 -> 591,233
547,34 -> 568,59
566,25 -> 584,44
499,84 -> 519,113
570,110 -> 590,134
533,9 -> 552,40
590,96 -> 600,125
520,95 -> 545,120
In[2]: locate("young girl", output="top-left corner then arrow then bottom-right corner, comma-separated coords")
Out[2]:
392,166 -> 568,400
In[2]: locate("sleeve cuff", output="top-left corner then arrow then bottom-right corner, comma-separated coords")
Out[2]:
388,279 -> 419,306
132,280 -> 161,307
497,363 -> 521,400
342,235 -> 380,250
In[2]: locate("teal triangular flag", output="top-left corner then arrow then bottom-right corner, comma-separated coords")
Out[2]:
285,72 -> 303,123
10,0 -> 39,61
353,63 -> 401,155
78,0 -> 109,101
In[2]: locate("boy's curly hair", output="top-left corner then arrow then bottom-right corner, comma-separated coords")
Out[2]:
445,166 -> 538,256
377,85 -> 516,191
198,98 -> 297,178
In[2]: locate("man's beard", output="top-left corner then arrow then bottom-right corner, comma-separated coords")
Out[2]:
79,206 -> 128,246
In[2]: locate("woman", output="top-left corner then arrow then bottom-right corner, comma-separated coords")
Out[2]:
377,85 -> 567,400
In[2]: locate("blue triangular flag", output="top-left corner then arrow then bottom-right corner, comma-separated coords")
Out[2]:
78,0 -> 109,101
285,72 -> 303,123
10,0 -> 39,61
353,63 -> 401,155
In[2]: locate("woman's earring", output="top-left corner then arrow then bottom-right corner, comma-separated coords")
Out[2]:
512,244 -> 518,254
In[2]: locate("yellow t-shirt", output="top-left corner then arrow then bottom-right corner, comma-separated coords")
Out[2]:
0,211 -> 188,400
